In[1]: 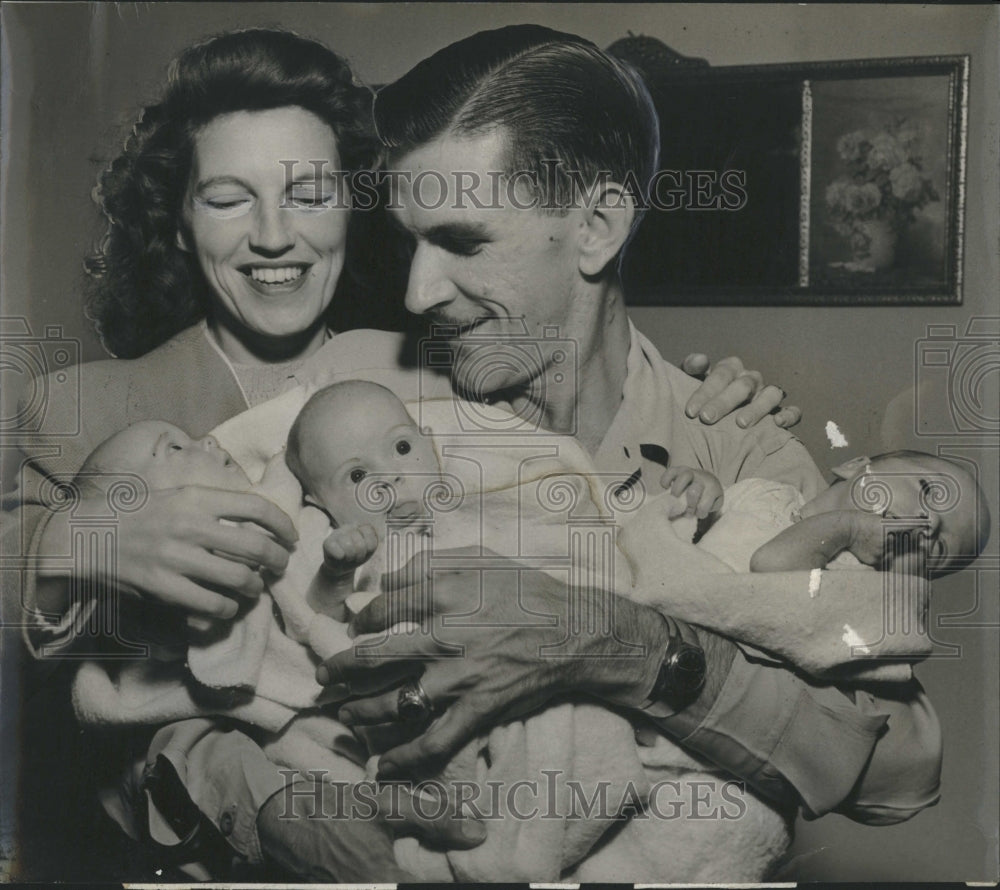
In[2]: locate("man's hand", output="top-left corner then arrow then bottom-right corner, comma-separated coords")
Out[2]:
680,353 -> 801,429
315,548 -> 664,777
660,465 -> 724,519
257,779 -> 487,881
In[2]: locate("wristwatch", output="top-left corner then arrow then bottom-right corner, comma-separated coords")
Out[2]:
638,614 -> 707,718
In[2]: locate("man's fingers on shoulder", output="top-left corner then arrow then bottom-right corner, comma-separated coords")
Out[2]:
680,352 -> 710,378
773,405 -> 802,429
712,355 -> 745,379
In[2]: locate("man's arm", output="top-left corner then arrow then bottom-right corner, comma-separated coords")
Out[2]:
639,621 -> 938,821
324,558 -> 940,823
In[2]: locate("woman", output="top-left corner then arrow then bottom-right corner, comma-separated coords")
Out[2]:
9,27 -> 788,881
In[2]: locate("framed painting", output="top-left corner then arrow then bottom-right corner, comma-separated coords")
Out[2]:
622,55 -> 970,305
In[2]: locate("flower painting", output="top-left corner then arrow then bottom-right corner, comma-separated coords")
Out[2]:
808,73 -> 959,295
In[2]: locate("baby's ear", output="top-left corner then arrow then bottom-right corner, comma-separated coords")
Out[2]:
830,455 -> 871,481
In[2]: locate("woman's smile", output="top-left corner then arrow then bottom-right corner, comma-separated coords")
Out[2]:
241,263 -> 311,292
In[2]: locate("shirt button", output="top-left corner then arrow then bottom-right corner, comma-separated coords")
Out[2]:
219,810 -> 235,836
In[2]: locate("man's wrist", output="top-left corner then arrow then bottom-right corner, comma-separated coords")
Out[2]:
645,627 -> 737,738
581,600 -> 673,709
637,614 -> 708,717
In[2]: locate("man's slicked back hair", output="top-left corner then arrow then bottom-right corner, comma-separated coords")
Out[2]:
373,24 -> 660,216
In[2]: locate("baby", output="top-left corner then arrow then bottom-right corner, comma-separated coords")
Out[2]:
285,379 -> 442,622
663,450 -> 991,578
47,421 -> 257,634
77,420 -> 253,494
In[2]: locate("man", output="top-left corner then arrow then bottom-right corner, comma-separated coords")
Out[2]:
313,24 -> 941,879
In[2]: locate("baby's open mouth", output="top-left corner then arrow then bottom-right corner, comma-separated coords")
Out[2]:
241,264 -> 309,285
388,500 -> 428,523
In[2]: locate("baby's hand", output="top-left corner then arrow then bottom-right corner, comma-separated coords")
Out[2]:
323,523 -> 379,576
659,466 -> 724,519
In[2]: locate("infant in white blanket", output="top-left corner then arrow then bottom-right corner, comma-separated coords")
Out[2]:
662,451 -> 989,579
284,379 -> 441,623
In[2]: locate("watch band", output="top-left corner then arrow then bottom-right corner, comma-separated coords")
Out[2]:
638,613 -> 707,718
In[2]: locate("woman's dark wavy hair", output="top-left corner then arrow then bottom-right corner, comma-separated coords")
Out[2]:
85,28 -> 376,358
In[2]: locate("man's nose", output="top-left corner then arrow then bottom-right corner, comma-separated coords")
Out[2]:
196,436 -> 220,451
404,244 -> 459,315
250,203 -> 294,254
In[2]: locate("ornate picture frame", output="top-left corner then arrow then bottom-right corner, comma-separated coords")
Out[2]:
623,55 -> 970,305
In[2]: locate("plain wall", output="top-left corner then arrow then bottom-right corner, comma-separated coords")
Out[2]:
2,3 -> 998,881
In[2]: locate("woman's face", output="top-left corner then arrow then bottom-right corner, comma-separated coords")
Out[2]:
181,106 -> 349,346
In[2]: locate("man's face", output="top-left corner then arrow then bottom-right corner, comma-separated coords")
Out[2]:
390,131 -> 589,396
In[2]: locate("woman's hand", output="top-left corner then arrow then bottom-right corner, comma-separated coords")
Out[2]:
680,353 -> 801,429
38,485 -> 297,620
316,548 -> 664,778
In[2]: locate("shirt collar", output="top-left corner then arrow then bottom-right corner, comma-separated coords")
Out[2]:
594,320 -> 676,486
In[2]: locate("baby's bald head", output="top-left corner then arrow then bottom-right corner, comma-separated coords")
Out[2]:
286,380 -> 439,527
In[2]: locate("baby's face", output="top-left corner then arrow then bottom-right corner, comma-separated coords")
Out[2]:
825,455 -> 980,575
90,421 -> 251,492
299,391 -> 439,528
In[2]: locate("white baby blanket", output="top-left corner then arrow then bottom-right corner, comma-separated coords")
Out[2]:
70,382 -> 928,881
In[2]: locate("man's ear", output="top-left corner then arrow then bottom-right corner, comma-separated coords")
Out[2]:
830,455 -> 871,481
577,181 -> 635,278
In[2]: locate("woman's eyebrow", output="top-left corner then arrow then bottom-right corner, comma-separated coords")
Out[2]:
193,175 -> 252,192
285,170 -> 341,186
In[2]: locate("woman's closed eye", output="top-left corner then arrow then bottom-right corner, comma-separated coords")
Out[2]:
193,194 -> 254,219
289,184 -> 337,209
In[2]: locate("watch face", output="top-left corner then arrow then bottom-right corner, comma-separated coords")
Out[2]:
671,645 -> 707,695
